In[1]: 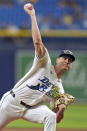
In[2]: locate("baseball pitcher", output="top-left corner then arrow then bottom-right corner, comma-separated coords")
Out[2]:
0,3 -> 75,131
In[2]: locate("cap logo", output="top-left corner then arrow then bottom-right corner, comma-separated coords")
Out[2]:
64,50 -> 72,55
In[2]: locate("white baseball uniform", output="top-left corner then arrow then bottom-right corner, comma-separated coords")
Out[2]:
0,48 -> 64,131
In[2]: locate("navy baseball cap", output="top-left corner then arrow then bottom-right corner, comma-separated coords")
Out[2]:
59,50 -> 75,62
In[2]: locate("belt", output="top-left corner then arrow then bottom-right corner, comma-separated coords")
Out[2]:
10,90 -> 32,109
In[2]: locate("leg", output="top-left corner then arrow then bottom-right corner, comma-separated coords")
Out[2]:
0,107 -> 15,130
0,92 -> 21,130
22,105 -> 56,131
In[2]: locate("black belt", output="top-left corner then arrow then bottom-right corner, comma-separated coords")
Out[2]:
10,90 -> 32,109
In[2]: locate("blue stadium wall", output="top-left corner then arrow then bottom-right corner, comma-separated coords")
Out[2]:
0,46 -> 15,98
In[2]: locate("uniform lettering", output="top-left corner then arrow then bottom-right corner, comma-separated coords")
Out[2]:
39,84 -> 47,93
39,76 -> 51,87
38,76 -> 60,98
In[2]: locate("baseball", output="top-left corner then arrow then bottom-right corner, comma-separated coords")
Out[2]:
24,3 -> 32,7
24,3 -> 33,10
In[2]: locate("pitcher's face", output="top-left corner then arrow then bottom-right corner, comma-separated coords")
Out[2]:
56,56 -> 73,72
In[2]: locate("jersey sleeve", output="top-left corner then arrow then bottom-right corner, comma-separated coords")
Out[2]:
32,48 -> 51,67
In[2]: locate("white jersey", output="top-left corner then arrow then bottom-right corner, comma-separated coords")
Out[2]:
12,48 -> 64,108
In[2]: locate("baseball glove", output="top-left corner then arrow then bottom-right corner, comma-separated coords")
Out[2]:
54,93 -> 75,108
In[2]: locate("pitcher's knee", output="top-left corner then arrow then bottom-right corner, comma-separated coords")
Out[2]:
44,111 -> 56,124
49,112 -> 56,122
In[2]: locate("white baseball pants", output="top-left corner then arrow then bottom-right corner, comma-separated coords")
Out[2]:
0,91 -> 56,131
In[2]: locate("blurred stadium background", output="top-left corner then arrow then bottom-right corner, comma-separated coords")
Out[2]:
0,0 -> 87,130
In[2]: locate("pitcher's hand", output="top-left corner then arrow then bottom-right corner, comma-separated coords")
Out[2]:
24,3 -> 35,16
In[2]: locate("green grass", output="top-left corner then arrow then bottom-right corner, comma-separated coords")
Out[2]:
7,104 -> 87,129
56,104 -> 87,129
